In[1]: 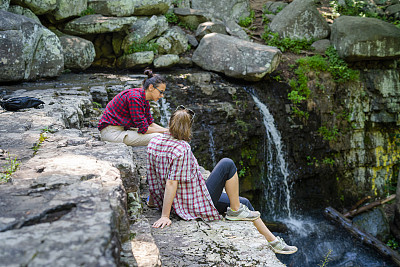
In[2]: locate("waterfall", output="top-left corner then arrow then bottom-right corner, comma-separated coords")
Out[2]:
208,127 -> 217,167
159,98 -> 171,128
250,93 -> 292,219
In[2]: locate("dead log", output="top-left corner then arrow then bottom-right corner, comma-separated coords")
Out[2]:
324,207 -> 400,266
349,195 -> 371,212
344,194 -> 396,218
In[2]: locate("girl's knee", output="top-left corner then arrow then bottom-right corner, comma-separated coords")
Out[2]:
219,158 -> 235,168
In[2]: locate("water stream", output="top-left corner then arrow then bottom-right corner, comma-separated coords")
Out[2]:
159,97 -> 171,128
248,88 -> 395,267
208,126 -> 217,168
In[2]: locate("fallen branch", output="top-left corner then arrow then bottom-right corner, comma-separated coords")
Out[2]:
343,194 -> 396,218
349,195 -> 371,212
324,207 -> 400,266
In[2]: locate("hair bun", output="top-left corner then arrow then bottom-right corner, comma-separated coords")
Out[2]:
144,68 -> 154,78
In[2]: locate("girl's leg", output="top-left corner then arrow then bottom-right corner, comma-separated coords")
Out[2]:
206,158 -> 240,211
253,218 -> 276,242
215,193 -> 255,214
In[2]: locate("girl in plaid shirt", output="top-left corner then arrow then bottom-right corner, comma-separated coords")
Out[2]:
98,69 -> 168,146
147,106 -> 298,254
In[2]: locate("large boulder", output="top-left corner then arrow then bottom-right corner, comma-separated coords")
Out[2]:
50,0 -> 87,21
191,0 -> 250,22
156,26 -> 188,55
64,14 -> 137,35
331,16 -> 400,61
121,15 -> 168,54
0,0 -> 10,10
116,51 -> 154,69
269,0 -> 330,41
8,4 -> 41,23
352,207 -> 390,242
192,33 -> 281,81
153,54 -> 179,68
59,35 -> 95,71
224,19 -> 251,41
10,0 -> 56,15
0,10 -> 63,82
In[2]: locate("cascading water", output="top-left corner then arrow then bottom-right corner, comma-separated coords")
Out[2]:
208,127 -> 217,167
250,92 -> 292,219
159,97 -> 171,128
247,87 -> 395,267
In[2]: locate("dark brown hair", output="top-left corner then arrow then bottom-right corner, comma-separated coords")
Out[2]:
169,110 -> 192,142
142,68 -> 166,90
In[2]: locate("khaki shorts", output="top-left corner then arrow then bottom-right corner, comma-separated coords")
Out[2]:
100,125 -> 160,146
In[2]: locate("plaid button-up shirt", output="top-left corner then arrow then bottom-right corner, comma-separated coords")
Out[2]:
147,133 -> 222,221
98,88 -> 154,134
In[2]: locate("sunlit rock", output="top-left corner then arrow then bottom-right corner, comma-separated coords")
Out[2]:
153,54 -> 179,68
116,51 -> 154,69
8,4 -> 41,23
192,33 -> 281,81
269,0 -> 330,41
0,0 -> 10,10
331,16 -> 400,61
11,0 -> 56,15
195,21 -> 227,41
191,0 -> 250,22
50,0 -> 87,21
156,26 -> 188,55
64,14 -> 137,35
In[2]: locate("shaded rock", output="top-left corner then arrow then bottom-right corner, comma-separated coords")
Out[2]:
224,19 -> 251,41
112,32 -> 125,56
331,16 -> 400,61
156,26 -> 188,55
186,72 -> 211,85
174,8 -> 210,30
386,3 -> 400,17
50,0 -> 87,21
392,172 -> 400,240
121,15 -> 168,54
0,10 -> 63,82
195,21 -> 227,40
8,4 -> 41,23
311,39 -> 331,54
90,86 -> 108,107
59,35 -> 95,71
263,1 -> 288,14
178,56 -> 193,67
269,0 -> 330,40
88,0 -> 135,16
186,34 -> 198,47
353,207 -> 390,242
191,0 -> 250,22
116,51 -> 154,69
64,14 -> 137,35
192,33 -> 281,81
153,54 -> 179,68
0,0 -> 10,10
10,0 -> 56,15
132,0 -> 171,16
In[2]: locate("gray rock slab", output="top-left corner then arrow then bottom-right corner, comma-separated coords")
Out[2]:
156,26 -> 189,55
191,0 -> 250,22
195,21 -> 227,40
8,5 -> 41,24
116,51 -> 155,69
0,0 -> 10,10
64,14 -> 137,35
192,33 -> 281,81
153,54 -> 179,68
11,0 -> 56,15
331,16 -> 400,61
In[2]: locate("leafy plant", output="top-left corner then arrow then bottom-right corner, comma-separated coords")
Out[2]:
165,12 -> 179,24
0,153 -> 20,184
261,26 -> 314,54
178,21 -> 196,31
238,10 -> 255,28
325,46 -> 359,83
125,41 -> 159,55
80,7 -> 95,17
32,133 -> 48,155
323,157 -> 335,166
238,160 -> 249,178
318,249 -> 332,267
387,238 -> 399,250
318,126 -> 339,141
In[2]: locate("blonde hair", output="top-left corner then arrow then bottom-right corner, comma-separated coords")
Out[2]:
169,110 -> 192,141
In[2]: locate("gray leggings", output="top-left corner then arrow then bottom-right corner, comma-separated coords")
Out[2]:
205,158 -> 255,214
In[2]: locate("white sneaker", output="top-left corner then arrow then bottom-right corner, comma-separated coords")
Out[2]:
270,236 -> 298,254
225,203 -> 260,221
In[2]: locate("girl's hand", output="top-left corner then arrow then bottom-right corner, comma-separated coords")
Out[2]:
152,216 -> 171,228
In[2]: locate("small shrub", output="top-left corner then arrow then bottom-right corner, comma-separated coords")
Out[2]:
0,153 -> 20,184
125,41 -> 159,55
238,10 -> 255,28
165,12 -> 179,24
318,125 -> 339,141
80,7 -> 95,17
325,46 -> 359,83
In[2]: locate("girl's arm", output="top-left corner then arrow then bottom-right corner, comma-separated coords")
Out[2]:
152,179 -> 178,228
145,123 -> 168,134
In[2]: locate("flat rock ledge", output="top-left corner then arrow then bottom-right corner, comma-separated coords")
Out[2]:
0,75 -> 285,266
